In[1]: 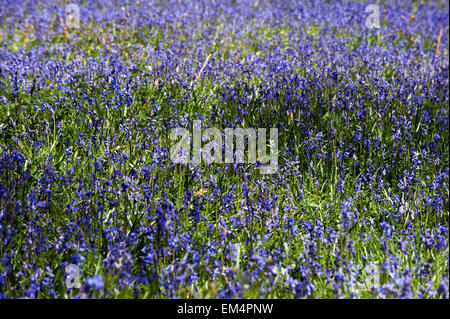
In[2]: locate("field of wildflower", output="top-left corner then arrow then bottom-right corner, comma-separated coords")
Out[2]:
0,0 -> 448,299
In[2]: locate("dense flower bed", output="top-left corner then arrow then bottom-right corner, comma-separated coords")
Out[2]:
0,0 -> 448,298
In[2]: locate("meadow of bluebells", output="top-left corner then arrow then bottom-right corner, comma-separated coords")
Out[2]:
0,0 -> 448,299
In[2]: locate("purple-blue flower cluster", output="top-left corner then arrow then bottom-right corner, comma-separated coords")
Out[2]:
0,0 -> 448,298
